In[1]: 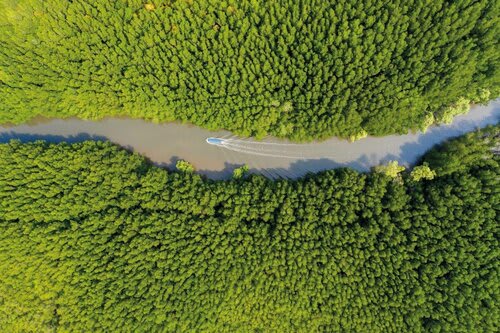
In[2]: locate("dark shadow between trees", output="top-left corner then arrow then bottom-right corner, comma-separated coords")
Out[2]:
0,132 -> 108,144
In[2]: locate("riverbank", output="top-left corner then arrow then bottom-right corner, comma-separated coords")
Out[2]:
0,101 -> 498,179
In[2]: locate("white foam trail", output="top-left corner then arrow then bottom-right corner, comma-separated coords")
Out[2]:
221,141 -> 306,159
223,141 -> 297,154
224,138 -> 305,146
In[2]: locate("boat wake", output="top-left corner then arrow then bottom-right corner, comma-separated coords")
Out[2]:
206,137 -> 308,159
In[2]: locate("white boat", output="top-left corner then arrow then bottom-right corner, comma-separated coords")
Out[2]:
206,137 -> 225,146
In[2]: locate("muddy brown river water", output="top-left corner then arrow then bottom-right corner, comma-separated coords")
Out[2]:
1,101 -> 498,179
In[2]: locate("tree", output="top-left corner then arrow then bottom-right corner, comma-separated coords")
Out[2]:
410,163 -> 436,181
0,0 -> 497,140
232,165 -> 249,179
374,161 -> 406,178
175,160 -> 195,173
421,125 -> 499,176
435,97 -> 470,124
0,131 -> 497,331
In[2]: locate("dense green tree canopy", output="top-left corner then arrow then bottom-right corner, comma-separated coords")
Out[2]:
1,0 -> 498,140
0,128 -> 498,332
421,125 -> 500,176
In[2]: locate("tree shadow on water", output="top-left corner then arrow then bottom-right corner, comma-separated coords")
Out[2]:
398,117 -> 499,166
260,156 -> 374,180
0,132 -> 109,144
156,155 -> 181,170
198,162 -> 246,180
2,109 -> 497,181
155,157 -> 241,180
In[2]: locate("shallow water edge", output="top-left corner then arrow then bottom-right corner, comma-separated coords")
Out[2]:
1,101 -> 498,179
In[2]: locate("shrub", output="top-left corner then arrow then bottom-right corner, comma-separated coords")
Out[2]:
176,160 -> 195,173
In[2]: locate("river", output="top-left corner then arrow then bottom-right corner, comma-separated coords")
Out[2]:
1,101 -> 498,179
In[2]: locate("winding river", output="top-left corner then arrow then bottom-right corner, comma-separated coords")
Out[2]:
1,101 -> 498,179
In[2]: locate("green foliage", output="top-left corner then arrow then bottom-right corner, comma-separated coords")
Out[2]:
419,112 -> 436,133
410,163 -> 436,181
175,159 -> 195,173
374,160 -> 405,178
420,125 -> 500,176
349,129 -> 368,142
435,97 -> 471,124
471,88 -> 492,104
0,0 -> 498,140
0,135 -> 498,332
232,164 -> 249,179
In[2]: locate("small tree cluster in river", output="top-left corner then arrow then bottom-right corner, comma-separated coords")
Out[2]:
0,0 -> 498,140
0,127 -> 498,332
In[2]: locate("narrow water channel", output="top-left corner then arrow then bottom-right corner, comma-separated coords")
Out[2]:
1,101 -> 498,179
